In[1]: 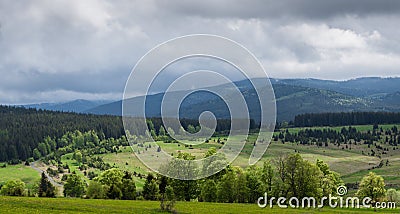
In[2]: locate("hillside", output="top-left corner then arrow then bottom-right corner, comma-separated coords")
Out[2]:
271,77 -> 400,97
0,106 -> 124,162
86,82 -> 397,122
23,99 -> 114,113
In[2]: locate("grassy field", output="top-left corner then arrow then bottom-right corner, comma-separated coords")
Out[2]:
0,164 -> 40,188
0,196 -> 398,214
149,132 -> 381,180
97,147 -> 147,189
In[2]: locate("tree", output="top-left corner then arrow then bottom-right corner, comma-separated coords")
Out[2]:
200,179 -> 217,202
107,184 -> 122,199
167,153 -> 199,201
73,151 -> 83,164
386,189 -> 400,203
316,159 -> 343,196
273,154 -> 324,199
143,173 -> 159,200
284,154 -> 323,199
44,136 -> 56,152
356,172 -> 386,204
187,125 -> 196,134
0,179 -> 25,196
260,161 -> 274,194
37,142 -> 48,156
159,175 -> 169,208
159,126 -> 166,136
33,148 -> 41,160
162,186 -> 176,212
96,168 -> 124,199
217,170 -> 237,203
167,127 -> 175,137
63,173 -> 86,197
86,181 -> 105,199
121,172 -> 136,200
202,148 -> 227,180
96,168 -> 123,188
236,170 -> 249,203
38,172 -> 56,197
245,165 -> 263,203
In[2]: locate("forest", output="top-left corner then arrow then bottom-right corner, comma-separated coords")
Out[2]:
0,106 -> 242,162
0,106 -> 124,162
294,112 -> 400,127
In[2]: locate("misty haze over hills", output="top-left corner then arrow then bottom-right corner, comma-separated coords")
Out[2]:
23,99 -> 114,113
21,77 -> 400,122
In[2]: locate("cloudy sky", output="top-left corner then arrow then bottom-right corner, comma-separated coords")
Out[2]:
1,0 -> 400,104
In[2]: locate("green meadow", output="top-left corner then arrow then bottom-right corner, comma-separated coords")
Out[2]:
0,196 -> 398,214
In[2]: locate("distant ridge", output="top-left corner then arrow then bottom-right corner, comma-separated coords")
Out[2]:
23,99 -> 114,113
85,77 -> 400,122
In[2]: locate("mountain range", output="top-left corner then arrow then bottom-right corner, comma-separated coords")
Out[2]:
23,99 -> 114,113
22,77 -> 400,122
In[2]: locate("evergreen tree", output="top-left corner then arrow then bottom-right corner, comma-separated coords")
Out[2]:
159,126 -> 166,136
38,172 -> 56,197
143,173 -> 159,200
121,171 -> 136,200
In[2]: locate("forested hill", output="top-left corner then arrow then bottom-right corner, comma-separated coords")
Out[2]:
86,80 -> 400,122
0,105 -> 124,162
0,106 -> 244,162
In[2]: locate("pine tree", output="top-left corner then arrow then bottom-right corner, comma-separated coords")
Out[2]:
38,172 -> 55,197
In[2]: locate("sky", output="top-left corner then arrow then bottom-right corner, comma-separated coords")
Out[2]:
1,0 -> 400,104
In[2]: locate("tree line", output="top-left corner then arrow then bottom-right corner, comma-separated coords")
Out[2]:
0,105 -> 124,162
0,105 -> 240,162
294,112 -> 400,127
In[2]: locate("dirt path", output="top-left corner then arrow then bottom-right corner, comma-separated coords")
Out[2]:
30,161 -> 63,187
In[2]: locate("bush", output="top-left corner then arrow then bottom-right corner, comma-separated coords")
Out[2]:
0,179 -> 25,196
86,181 -> 105,199
386,189 -> 400,204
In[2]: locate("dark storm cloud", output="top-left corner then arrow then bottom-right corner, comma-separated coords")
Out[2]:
160,0 -> 400,19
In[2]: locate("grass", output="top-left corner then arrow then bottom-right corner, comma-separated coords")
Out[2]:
59,153 -> 90,185
0,164 -> 40,188
97,149 -> 147,189
151,137 -> 380,179
342,157 -> 400,185
0,196 -> 398,214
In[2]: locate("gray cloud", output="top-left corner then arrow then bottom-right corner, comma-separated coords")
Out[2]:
160,0 -> 400,19
0,0 -> 400,104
